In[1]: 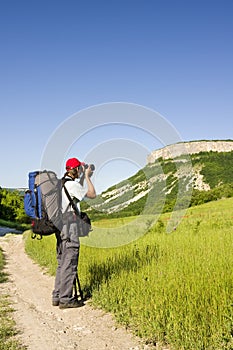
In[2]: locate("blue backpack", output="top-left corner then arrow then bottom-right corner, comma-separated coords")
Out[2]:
24,170 -> 63,239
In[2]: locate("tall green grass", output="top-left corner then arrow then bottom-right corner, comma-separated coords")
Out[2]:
24,198 -> 233,349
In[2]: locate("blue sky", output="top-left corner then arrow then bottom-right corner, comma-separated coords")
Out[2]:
0,0 -> 232,193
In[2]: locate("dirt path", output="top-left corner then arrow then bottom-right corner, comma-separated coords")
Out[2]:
0,234 -> 157,350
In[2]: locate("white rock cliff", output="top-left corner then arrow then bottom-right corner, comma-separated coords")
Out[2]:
147,140 -> 233,163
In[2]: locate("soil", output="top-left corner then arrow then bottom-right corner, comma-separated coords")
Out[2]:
0,233 -> 162,350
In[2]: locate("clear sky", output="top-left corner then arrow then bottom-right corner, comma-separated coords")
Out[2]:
0,0 -> 232,194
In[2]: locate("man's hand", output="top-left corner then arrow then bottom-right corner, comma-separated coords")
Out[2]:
85,165 -> 93,178
85,166 -> 96,198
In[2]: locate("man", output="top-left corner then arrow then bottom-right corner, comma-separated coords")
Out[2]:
52,157 -> 96,309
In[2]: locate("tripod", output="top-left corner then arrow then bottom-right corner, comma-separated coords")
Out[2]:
73,272 -> 84,301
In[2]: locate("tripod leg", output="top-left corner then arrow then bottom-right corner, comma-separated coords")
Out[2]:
73,272 -> 83,300
76,272 -> 84,301
73,275 -> 78,299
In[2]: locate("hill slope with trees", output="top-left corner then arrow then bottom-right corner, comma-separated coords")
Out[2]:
84,147 -> 233,220
1,140 -> 233,224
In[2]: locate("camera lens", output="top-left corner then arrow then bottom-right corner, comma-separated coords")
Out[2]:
84,164 -> 95,171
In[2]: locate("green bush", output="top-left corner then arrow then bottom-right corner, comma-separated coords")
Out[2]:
0,188 -> 28,224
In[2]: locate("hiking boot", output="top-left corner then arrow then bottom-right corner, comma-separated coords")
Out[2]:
52,300 -> 59,306
59,299 -> 84,309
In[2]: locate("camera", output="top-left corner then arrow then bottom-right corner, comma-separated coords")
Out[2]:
83,163 -> 95,171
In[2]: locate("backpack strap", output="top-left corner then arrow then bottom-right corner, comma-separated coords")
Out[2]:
62,177 -> 80,217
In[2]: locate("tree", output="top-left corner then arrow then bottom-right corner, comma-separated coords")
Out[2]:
0,188 -> 28,223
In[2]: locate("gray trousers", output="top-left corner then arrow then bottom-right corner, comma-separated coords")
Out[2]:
52,239 -> 80,304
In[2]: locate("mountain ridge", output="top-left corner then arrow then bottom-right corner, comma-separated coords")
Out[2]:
85,139 -> 233,218
147,139 -> 233,163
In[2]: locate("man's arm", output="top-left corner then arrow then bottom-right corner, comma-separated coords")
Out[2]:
84,166 -> 96,199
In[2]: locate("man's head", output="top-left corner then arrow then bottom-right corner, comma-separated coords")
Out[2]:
65,157 -> 82,178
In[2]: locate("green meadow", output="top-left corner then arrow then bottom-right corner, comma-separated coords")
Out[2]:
24,198 -> 233,350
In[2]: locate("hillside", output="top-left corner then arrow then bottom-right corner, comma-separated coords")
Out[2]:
84,140 -> 233,219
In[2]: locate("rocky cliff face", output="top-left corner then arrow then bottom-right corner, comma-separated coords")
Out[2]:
147,140 -> 233,163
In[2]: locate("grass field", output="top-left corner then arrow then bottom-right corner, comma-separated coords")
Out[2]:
24,198 -> 233,350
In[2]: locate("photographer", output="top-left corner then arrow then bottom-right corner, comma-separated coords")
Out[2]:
52,157 -> 96,309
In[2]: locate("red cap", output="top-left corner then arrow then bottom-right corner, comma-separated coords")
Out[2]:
66,158 -> 81,170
